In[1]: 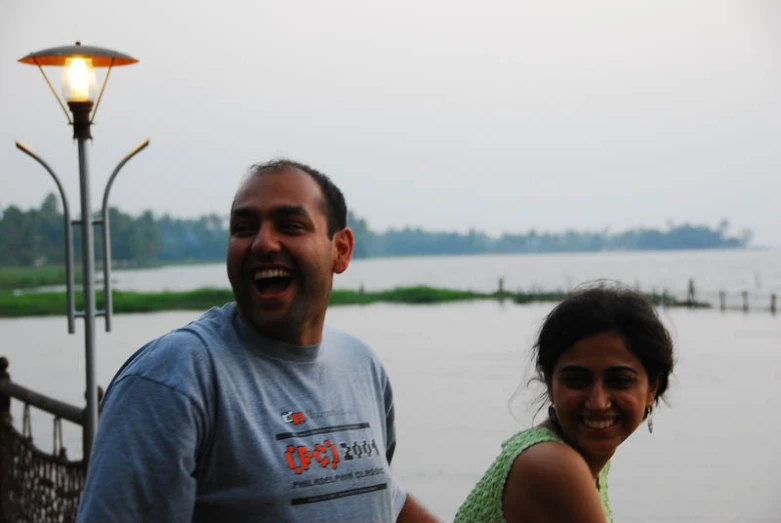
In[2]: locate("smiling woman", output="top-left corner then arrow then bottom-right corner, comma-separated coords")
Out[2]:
454,283 -> 675,523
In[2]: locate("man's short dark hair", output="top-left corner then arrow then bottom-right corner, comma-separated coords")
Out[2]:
247,159 -> 348,238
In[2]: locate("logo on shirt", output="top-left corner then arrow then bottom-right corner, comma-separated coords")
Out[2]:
284,438 -> 382,475
282,411 -> 307,425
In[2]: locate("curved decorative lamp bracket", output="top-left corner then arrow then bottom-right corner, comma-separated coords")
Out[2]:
16,42 -> 143,461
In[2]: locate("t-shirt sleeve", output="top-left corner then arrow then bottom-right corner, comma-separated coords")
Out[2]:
378,363 -> 407,520
76,374 -> 206,522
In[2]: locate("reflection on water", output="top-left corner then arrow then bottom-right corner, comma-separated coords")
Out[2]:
2,302 -> 780,521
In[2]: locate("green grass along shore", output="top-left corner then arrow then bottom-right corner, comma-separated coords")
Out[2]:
0,286 -> 707,318
0,266 -> 81,292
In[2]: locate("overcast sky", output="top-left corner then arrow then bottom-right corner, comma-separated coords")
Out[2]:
2,1 -> 779,246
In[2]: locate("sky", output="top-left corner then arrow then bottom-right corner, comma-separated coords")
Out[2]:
1,1 -> 780,246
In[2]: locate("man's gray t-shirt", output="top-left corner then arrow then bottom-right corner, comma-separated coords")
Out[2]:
78,303 -> 406,522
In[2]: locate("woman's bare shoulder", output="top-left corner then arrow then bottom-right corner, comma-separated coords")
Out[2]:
503,441 -> 607,523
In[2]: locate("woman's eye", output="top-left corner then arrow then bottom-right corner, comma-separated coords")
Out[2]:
608,375 -> 635,388
560,374 -> 588,388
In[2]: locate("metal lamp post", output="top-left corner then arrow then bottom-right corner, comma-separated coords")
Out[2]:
16,42 -> 148,460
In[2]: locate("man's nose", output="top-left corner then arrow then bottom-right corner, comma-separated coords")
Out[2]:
251,224 -> 281,254
585,382 -> 611,411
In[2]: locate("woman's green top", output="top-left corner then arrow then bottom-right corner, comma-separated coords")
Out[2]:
454,426 -> 613,523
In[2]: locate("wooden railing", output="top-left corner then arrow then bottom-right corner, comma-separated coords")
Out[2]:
0,360 -> 84,425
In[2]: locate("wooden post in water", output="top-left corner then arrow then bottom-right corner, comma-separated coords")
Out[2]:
686,279 -> 696,308
0,357 -> 9,517
719,291 -> 726,312
771,294 -> 777,315
742,291 -> 749,313
0,357 -> 9,423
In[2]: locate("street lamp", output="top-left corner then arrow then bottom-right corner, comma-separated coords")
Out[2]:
16,42 -> 149,460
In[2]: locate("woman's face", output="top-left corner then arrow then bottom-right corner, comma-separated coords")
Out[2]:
549,330 -> 658,465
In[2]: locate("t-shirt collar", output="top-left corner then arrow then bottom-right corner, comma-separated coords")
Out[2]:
230,303 -> 321,362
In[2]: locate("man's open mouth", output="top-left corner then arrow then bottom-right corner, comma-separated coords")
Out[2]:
253,268 -> 293,294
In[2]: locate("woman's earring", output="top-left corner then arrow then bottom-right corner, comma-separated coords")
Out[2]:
548,405 -> 558,424
645,406 -> 654,434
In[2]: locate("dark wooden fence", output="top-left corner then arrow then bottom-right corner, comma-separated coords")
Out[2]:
675,278 -> 778,315
495,278 -> 778,316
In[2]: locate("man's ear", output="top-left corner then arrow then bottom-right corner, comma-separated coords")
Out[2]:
332,227 -> 354,274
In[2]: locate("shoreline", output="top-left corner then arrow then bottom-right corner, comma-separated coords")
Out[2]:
0,286 -> 708,318
2,247 -> 768,291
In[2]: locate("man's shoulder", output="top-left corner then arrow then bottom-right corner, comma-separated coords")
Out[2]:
111,304 -> 236,389
322,324 -> 376,356
320,325 -> 391,382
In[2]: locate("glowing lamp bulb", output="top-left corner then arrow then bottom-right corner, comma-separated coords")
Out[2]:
62,57 -> 97,102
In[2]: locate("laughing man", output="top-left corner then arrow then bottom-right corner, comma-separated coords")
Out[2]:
78,159 -> 437,522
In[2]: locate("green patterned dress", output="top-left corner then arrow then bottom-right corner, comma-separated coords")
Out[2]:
454,426 -> 613,523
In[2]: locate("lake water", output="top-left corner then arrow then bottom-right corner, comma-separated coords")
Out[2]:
111,248 -> 781,306
2,250 -> 781,522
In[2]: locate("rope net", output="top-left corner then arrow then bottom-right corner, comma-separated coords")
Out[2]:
0,407 -> 85,523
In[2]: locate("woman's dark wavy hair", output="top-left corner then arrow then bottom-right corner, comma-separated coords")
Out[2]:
533,282 -> 674,403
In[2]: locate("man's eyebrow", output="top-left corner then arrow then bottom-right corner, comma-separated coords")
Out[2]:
269,205 -> 310,219
230,207 -> 256,219
230,205 -> 310,219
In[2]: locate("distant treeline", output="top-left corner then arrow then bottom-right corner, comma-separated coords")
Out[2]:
0,193 -> 752,267
348,215 -> 751,257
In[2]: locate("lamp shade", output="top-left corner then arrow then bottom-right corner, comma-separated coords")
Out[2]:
18,43 -> 138,67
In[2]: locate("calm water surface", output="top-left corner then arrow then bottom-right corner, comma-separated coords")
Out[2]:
2,301 -> 780,522
4,251 -> 781,521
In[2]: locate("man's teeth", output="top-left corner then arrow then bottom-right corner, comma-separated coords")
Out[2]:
583,418 -> 616,430
254,269 -> 291,280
